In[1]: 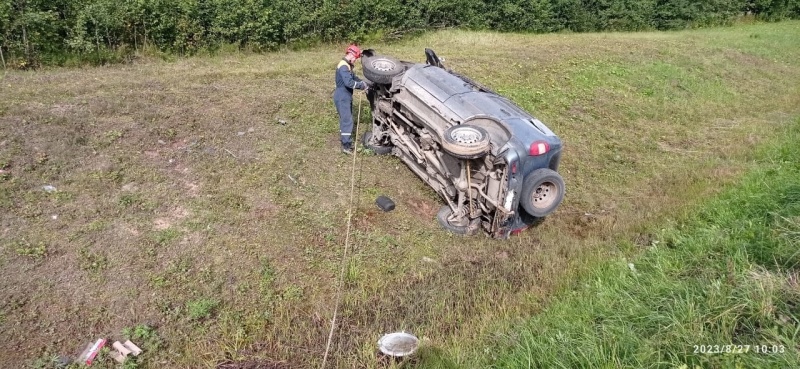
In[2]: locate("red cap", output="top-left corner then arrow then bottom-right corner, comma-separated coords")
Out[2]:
346,44 -> 362,59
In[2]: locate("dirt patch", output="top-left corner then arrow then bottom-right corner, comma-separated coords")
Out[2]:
567,212 -> 606,239
183,181 -> 201,196
50,103 -> 81,116
252,199 -> 279,220
143,150 -> 159,160
633,232 -> 655,248
406,197 -> 437,220
153,206 -> 190,230
355,208 -> 381,230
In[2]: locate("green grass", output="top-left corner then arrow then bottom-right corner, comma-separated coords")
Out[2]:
13,240 -> 47,259
187,298 -> 220,321
0,21 -> 799,368
482,120 -> 800,368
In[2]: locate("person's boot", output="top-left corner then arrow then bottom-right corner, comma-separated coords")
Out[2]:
341,143 -> 353,154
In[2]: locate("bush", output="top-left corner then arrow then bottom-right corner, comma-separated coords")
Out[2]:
1,0 -> 798,68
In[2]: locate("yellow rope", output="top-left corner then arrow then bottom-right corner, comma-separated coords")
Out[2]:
321,92 -> 363,368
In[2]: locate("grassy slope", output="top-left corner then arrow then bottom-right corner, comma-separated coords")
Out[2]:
0,21 -> 798,368
484,119 -> 800,368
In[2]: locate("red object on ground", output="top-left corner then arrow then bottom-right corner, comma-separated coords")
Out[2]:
79,339 -> 107,365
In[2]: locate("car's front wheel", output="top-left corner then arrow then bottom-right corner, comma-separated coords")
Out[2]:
361,131 -> 393,155
519,168 -> 565,218
441,125 -> 491,159
436,205 -> 479,235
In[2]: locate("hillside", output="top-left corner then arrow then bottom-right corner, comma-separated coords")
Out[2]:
1,21 -> 799,368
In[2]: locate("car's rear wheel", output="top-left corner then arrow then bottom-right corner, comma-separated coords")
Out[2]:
519,168 -> 565,217
441,125 -> 491,159
362,55 -> 404,85
361,131 -> 393,155
436,205 -> 479,235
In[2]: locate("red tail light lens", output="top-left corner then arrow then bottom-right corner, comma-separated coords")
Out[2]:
529,141 -> 550,156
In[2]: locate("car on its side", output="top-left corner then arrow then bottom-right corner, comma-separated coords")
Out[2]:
360,48 -> 565,239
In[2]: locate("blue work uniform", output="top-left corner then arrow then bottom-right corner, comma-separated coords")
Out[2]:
333,58 -> 367,148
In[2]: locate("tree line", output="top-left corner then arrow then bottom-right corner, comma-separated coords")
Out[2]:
1,0 -> 798,68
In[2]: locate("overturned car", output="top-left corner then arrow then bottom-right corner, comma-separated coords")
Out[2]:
360,49 -> 565,239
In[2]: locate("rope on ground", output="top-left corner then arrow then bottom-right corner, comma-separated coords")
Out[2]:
321,93 -> 364,369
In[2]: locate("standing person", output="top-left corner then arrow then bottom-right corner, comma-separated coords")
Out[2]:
334,44 -> 370,154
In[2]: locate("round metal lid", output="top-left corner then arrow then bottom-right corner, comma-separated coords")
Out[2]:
377,332 -> 419,357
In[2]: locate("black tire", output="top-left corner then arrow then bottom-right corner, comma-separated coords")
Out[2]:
436,206 -> 479,235
362,131 -> 393,155
519,168 -> 565,217
362,55 -> 404,85
441,125 -> 491,159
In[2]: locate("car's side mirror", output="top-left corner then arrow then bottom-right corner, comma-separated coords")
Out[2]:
425,48 -> 444,68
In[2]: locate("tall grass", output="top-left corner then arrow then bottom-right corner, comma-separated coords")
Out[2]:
486,119 -> 800,368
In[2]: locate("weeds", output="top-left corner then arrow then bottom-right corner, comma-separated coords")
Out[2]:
345,259 -> 361,285
260,259 -> 276,291
35,152 -> 48,165
187,298 -> 219,321
87,220 -> 107,232
13,240 -> 47,258
29,354 -> 61,369
151,257 -> 194,288
122,324 -> 162,351
280,285 -> 303,301
78,247 -> 108,272
105,130 -> 124,143
118,193 -> 143,208
151,228 -> 181,246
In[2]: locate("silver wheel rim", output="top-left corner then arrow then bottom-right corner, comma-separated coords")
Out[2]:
447,213 -> 469,227
532,182 -> 558,209
450,127 -> 483,144
372,60 -> 395,72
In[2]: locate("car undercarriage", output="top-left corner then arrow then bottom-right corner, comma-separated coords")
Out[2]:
361,49 -> 564,238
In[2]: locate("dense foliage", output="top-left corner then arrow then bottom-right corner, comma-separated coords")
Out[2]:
1,0 -> 799,68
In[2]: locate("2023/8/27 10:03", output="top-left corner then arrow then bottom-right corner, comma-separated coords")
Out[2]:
693,345 -> 787,354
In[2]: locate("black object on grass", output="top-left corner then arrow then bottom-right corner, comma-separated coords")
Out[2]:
376,196 -> 395,212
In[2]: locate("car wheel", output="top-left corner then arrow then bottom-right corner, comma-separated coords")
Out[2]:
519,168 -> 565,218
361,131 -> 393,155
362,54 -> 405,85
436,205 -> 479,235
441,125 -> 491,159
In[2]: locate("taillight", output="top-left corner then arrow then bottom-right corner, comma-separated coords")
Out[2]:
529,141 -> 550,156
511,161 -> 518,174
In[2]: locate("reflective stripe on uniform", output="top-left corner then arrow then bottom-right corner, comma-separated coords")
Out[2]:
337,60 -> 351,71
340,133 -> 352,136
